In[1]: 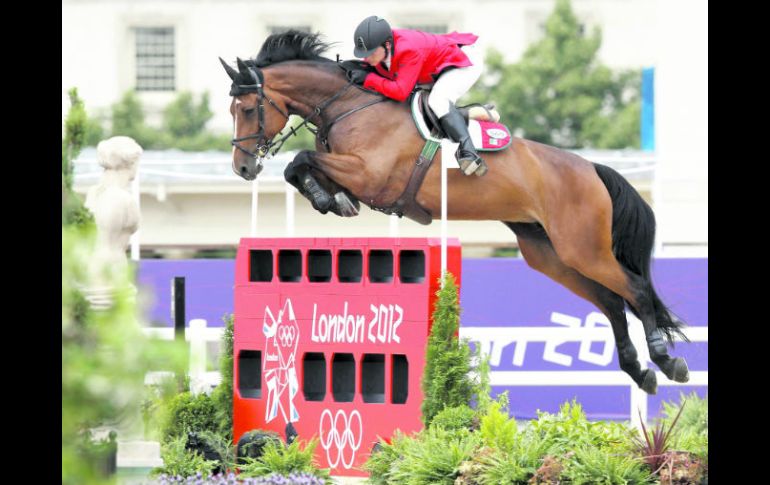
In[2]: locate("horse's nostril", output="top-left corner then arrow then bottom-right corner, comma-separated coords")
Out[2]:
240,166 -> 248,176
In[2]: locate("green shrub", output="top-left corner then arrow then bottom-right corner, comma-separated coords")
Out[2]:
62,226 -> 185,485
659,391 -> 708,461
238,438 -> 331,483
210,313 -> 235,439
562,445 -> 654,484
161,391 -> 219,444
479,399 -> 518,454
386,426 -> 482,485
141,374 -> 180,441
152,435 -> 218,478
530,400 -> 635,454
62,87 -> 95,230
473,448 -> 532,485
363,431 -> 412,485
431,405 -> 477,433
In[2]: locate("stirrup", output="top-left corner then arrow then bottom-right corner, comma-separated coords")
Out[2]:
457,152 -> 488,177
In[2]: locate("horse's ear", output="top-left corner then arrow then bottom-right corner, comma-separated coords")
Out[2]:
236,57 -> 257,84
219,57 -> 239,81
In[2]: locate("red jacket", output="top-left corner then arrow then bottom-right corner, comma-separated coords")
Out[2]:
363,29 -> 479,102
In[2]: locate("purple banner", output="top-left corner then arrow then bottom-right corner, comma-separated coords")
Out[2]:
136,257 -> 707,421
137,259 -> 235,328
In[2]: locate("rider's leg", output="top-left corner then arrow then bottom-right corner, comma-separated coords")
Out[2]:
429,44 -> 488,176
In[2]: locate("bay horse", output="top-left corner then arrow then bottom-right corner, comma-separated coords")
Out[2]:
220,31 -> 689,395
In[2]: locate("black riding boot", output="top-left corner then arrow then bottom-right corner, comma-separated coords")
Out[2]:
438,105 -> 488,176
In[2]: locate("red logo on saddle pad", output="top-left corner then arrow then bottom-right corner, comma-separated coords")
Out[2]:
472,120 -> 512,151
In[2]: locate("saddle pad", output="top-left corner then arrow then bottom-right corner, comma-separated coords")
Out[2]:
411,91 -> 512,152
468,120 -> 512,152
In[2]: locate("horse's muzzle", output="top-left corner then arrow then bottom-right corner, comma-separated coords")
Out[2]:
235,158 -> 263,181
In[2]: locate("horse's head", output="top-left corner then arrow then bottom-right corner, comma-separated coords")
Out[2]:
220,57 -> 290,180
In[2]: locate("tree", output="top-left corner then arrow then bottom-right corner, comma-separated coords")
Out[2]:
470,0 -> 640,149
62,89 -> 186,484
111,90 -> 163,148
163,91 -> 214,139
421,272 -> 476,427
62,88 -> 95,229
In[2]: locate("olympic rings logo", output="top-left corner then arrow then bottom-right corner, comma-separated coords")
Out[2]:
278,325 -> 296,347
318,409 -> 363,469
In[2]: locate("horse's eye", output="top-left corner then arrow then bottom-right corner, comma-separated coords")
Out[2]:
244,107 -> 255,115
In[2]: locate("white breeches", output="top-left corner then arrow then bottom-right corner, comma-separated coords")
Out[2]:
428,43 -> 484,118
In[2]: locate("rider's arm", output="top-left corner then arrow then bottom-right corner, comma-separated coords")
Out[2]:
363,50 -> 423,102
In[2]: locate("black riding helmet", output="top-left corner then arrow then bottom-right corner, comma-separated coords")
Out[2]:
353,16 -> 392,58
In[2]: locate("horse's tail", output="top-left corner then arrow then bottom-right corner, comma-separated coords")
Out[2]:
592,163 -> 688,344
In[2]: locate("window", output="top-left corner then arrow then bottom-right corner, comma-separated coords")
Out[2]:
332,354 -> 356,402
303,353 -> 326,401
135,27 -> 175,91
362,354 -> 385,403
368,250 -> 393,283
392,354 -> 408,404
338,250 -> 362,283
249,250 -> 273,282
238,350 -> 262,399
278,250 -> 302,282
308,250 -> 332,282
399,250 -> 425,283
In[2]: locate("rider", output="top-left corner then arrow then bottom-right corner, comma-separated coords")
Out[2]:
349,15 -> 488,177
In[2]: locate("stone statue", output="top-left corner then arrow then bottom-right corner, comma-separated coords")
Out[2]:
83,136 -> 142,308
82,136 -> 149,443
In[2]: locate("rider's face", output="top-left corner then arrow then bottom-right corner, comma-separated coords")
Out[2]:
364,45 -> 388,66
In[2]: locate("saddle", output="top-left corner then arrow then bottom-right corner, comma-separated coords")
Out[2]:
369,90 -> 513,225
412,90 -> 512,151
336,60 -> 513,225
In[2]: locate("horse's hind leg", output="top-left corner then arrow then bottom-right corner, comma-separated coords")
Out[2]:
507,223 -> 655,393
544,207 -> 689,385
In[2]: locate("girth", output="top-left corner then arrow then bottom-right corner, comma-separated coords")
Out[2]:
369,139 -> 440,225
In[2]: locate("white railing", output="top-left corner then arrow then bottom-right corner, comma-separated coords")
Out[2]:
72,149 -> 656,245
143,319 -> 225,394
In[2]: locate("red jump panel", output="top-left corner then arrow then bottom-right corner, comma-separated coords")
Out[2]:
233,237 -> 461,476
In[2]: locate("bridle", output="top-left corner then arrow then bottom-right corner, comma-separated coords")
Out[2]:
230,66 -> 291,160
229,62 -> 386,168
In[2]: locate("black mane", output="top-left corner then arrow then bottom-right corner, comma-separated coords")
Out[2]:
253,30 -> 335,67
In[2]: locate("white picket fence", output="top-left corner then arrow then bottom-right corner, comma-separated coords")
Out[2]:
143,318 -> 707,429
143,319 -> 224,394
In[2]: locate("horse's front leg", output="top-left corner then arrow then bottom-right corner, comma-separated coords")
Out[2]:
284,150 -> 362,217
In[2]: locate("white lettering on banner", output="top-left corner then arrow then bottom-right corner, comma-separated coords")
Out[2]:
545,312 -> 581,366
578,312 -> 614,366
459,311 -> 619,368
312,301 -> 403,344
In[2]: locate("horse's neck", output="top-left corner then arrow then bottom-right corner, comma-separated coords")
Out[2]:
268,63 -> 368,121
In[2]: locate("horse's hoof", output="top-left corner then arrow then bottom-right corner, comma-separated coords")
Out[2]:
640,369 -> 657,395
669,357 -> 690,383
334,192 -> 359,217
